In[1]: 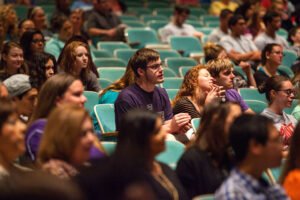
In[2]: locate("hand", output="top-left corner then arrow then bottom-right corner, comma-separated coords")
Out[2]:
177,123 -> 192,135
238,61 -> 252,74
205,85 -> 222,104
106,28 -> 117,37
42,159 -> 78,179
170,113 -> 191,133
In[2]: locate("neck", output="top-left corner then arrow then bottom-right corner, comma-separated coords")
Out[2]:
136,79 -> 155,92
231,32 -> 240,38
0,155 -> 11,172
293,42 -> 300,47
266,28 -> 276,38
220,24 -> 228,33
6,67 -> 18,75
238,159 -> 264,179
269,103 -> 284,115
264,63 -> 278,76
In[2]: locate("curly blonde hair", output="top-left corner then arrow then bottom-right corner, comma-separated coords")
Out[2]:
0,5 -> 18,40
172,64 -> 207,106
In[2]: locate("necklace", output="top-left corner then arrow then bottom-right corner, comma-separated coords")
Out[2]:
152,162 -> 179,200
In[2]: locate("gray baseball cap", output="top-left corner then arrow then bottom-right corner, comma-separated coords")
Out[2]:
3,74 -> 32,97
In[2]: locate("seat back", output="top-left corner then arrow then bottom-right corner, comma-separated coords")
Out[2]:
94,58 -> 127,68
157,49 -> 181,61
102,141 -> 117,156
98,78 -> 112,89
97,67 -> 126,82
155,140 -> 185,169
83,91 -> 99,114
97,42 -> 130,55
179,66 -> 193,77
240,88 -> 267,102
114,49 -> 137,63
162,77 -> 183,89
92,49 -> 112,58
191,118 -> 201,132
166,57 -> 197,75
244,100 -> 268,114
141,14 -> 168,23
165,89 -> 179,100
94,104 -> 116,133
147,20 -> 168,31
170,36 -> 203,57
282,49 -> 298,68
126,28 -> 161,49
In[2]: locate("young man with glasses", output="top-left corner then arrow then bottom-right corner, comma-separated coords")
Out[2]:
215,114 -> 289,200
114,48 -> 191,137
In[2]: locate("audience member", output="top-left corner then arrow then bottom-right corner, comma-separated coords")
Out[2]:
206,58 -> 253,113
280,122 -> 300,200
260,75 -> 297,148
3,74 -> 38,123
254,11 -> 289,51
27,6 -> 52,39
254,43 -> 287,88
51,0 -> 71,19
69,9 -> 91,44
0,41 -> 28,81
20,29 -> 45,61
215,114 -> 289,200
204,42 -> 257,88
45,15 -> 73,59
270,0 -> 294,31
18,19 -> 35,40
160,5 -> 203,43
207,9 -> 233,43
176,102 -> 241,198
38,105 -> 104,180
109,0 -> 127,16
71,0 -> 93,11
86,0 -> 125,42
173,65 -> 222,119
209,0 -> 238,16
0,16 -> 6,52
78,109 -> 188,199
219,15 -> 261,65
114,48 -> 191,136
28,52 -> 57,90
25,74 -> 88,161
0,97 -> 27,178
58,41 -> 100,92
288,26 -> 300,57
0,4 -> 18,41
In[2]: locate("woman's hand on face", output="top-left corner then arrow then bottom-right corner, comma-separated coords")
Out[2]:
239,61 -> 252,74
205,85 -> 225,104
42,159 -> 78,180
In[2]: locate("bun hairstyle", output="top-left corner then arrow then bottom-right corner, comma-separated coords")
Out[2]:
258,75 -> 290,102
203,42 -> 225,63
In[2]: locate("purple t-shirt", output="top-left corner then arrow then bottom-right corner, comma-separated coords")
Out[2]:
225,89 -> 249,112
25,119 -> 105,161
114,84 -> 173,130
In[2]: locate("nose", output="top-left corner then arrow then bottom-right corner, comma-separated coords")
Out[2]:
230,72 -> 235,79
17,120 -> 26,136
81,95 -> 87,105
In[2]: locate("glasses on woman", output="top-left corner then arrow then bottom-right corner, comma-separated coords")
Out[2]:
277,89 -> 296,96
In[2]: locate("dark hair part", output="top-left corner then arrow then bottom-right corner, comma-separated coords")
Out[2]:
29,52 -> 57,90
20,29 -> 45,60
174,4 -> 190,15
280,121 -> 300,183
228,14 -> 244,28
261,43 -> 281,65
0,97 -> 15,130
220,9 -> 233,19
263,11 -> 281,27
195,101 -> 239,164
288,26 -> 300,45
130,48 -> 160,78
114,109 -> 160,170
259,75 -> 290,102
229,114 -> 274,162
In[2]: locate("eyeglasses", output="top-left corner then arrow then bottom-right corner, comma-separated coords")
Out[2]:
277,89 -> 296,96
147,62 -> 163,71
31,39 -> 45,44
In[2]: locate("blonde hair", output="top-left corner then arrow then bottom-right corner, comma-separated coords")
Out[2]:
0,5 -> 18,40
38,105 -> 92,164
206,58 -> 233,78
203,42 -> 225,63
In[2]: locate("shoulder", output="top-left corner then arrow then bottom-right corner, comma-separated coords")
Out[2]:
283,169 -> 300,198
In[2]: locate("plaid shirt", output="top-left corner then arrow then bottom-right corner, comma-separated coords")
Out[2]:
215,168 -> 290,200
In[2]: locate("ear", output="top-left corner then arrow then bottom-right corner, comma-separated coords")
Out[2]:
249,139 -> 264,156
270,89 -> 277,100
266,51 -> 271,59
137,67 -> 145,77
55,96 -> 63,107
2,53 -> 7,61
